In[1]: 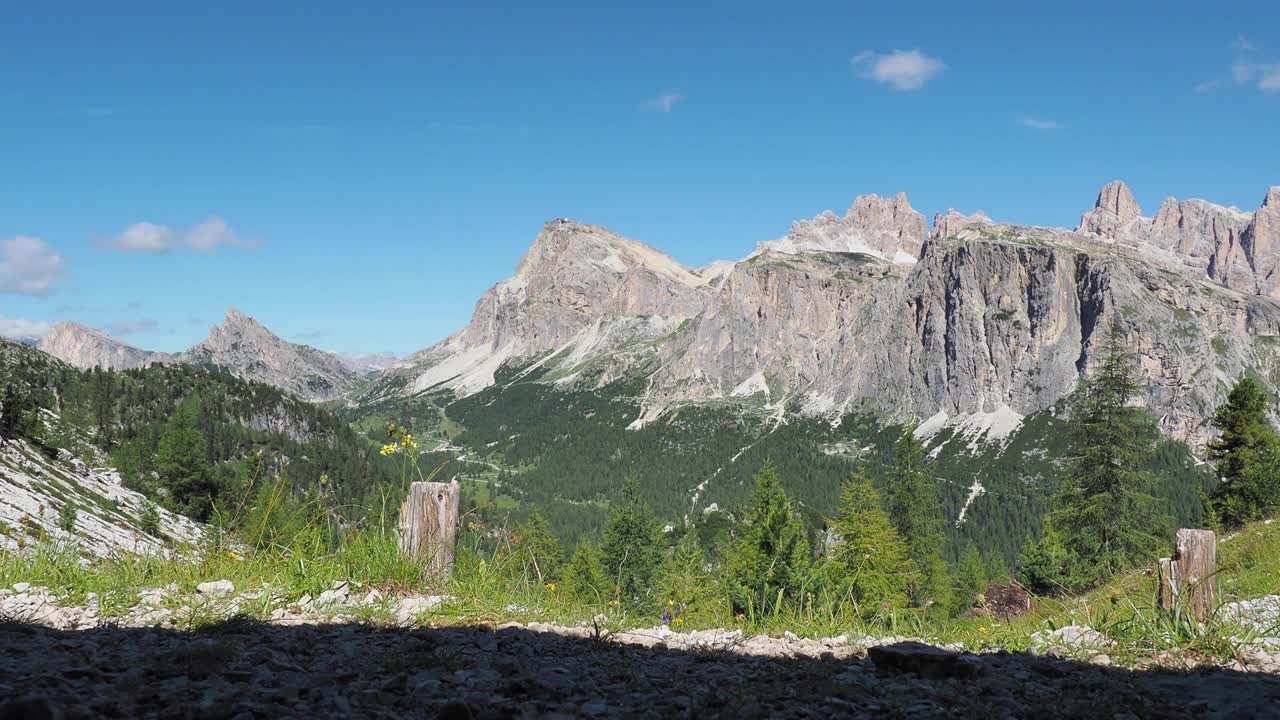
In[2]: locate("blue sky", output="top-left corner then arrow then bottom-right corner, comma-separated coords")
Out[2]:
2,0 -> 1278,354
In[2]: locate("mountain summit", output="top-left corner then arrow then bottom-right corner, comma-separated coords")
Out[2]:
175,309 -> 357,401
37,310 -> 356,402
37,322 -> 170,371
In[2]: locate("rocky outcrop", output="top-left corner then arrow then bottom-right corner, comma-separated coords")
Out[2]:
1076,182 -> 1280,301
1244,187 -> 1280,298
758,193 -> 928,263
1077,180 -> 1143,239
380,221 -> 711,397
37,322 -> 170,370
177,309 -> 357,402
0,432 -> 202,557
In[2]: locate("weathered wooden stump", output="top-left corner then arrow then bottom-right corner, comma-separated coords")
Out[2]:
398,480 -> 460,580
1158,528 -> 1217,622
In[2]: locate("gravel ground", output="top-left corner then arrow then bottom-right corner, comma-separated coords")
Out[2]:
4,619 -> 1280,719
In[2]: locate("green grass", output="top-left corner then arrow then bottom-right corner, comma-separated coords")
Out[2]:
3,514 -> 1278,668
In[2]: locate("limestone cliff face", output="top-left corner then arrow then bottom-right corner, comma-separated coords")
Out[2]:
176,309 -> 357,402
382,183 -> 1280,445
1077,181 -> 1280,300
37,322 -> 170,371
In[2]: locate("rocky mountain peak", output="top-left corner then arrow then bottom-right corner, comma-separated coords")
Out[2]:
37,322 -> 169,371
931,209 -> 992,240
200,307 -> 273,349
1077,180 -> 1144,239
1263,187 -> 1280,209
1096,180 -> 1141,220
759,192 -> 927,263
176,309 -> 356,401
511,220 -> 706,291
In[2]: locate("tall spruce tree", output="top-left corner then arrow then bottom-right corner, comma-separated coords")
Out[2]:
1044,326 -> 1165,587
827,470 -> 912,613
953,543 -> 988,614
600,476 -> 663,606
154,396 -> 218,520
562,541 -> 608,601
516,511 -> 563,582
886,430 -> 951,610
1207,376 -> 1280,527
727,463 -> 811,617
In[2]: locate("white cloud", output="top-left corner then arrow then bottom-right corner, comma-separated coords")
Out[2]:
642,92 -> 684,113
1017,116 -> 1066,130
851,49 -> 946,91
0,315 -> 52,340
0,236 -> 65,296
1213,35 -> 1280,93
1260,66 -> 1280,91
1194,79 -> 1222,94
97,216 -> 254,253
108,319 -> 158,336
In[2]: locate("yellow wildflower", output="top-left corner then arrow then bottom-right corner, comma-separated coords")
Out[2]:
227,551 -> 240,560
379,443 -> 397,456
545,582 -> 556,592
319,473 -> 329,485
667,599 -> 675,607
674,617 -> 684,625
978,626 -> 989,635
399,434 -> 419,452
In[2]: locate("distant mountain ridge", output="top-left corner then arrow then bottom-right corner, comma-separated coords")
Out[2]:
36,309 -> 359,402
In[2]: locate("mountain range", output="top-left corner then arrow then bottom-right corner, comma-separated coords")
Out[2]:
37,309 -> 360,402
34,181 -> 1280,445
358,180 -> 1280,447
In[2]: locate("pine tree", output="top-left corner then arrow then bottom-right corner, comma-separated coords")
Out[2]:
516,511 -> 563,582
826,470 -> 912,613
1207,376 -> 1280,527
886,431 -> 951,610
600,476 -> 663,607
0,381 -> 31,439
154,397 -> 218,520
1044,326 -> 1165,588
563,541 -> 608,602
726,463 -> 811,617
656,533 -> 718,619
953,543 -> 988,614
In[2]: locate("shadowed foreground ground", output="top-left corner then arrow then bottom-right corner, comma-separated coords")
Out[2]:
2,620 -> 1279,719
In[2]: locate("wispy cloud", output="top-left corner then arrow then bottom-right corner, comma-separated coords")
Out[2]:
108,319 -> 158,337
97,217 -> 257,253
1017,116 -> 1066,131
641,92 -> 684,113
0,236 -> 65,296
1232,34 -> 1257,52
0,315 -> 53,340
1200,35 -> 1280,93
851,49 -> 946,91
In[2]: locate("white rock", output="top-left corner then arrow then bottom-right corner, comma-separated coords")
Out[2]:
196,580 -> 235,597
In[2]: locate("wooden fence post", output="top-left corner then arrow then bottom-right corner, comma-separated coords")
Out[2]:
1157,528 -> 1217,622
398,480 -> 460,580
